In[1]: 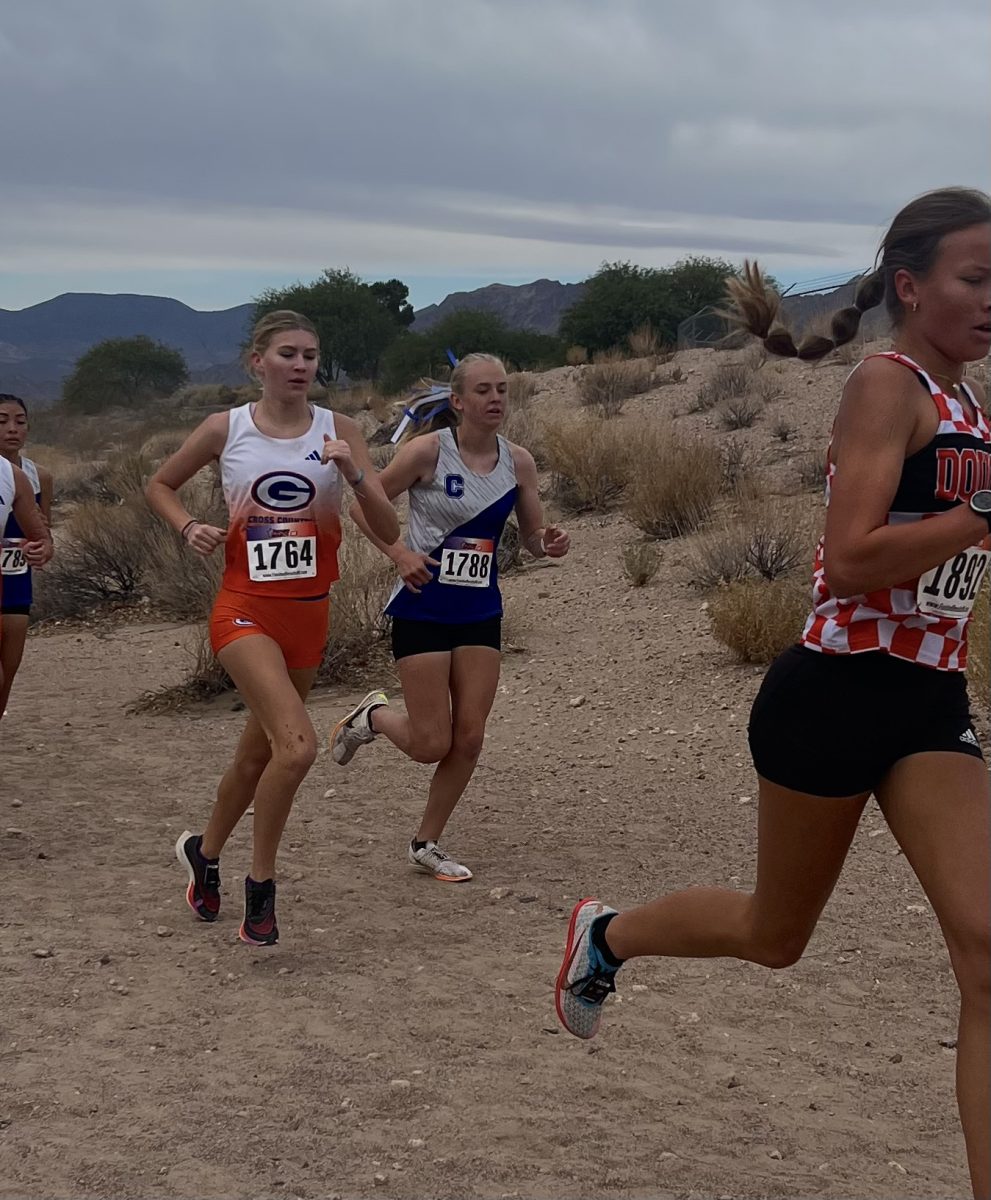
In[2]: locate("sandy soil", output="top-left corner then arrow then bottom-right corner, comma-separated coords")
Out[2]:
1,348 -> 981,1200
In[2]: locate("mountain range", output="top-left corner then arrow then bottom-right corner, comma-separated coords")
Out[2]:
0,276 -> 875,404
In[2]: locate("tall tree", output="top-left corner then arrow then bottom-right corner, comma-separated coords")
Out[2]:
560,257 -> 742,354
253,269 -> 411,381
62,335 -> 188,412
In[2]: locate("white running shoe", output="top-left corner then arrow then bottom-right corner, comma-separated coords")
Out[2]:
330,690 -> 388,765
407,839 -> 473,882
555,897 -> 619,1040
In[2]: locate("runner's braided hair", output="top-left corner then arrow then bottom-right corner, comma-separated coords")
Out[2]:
724,187 -> 991,362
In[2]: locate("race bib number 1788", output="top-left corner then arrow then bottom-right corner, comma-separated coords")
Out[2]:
437,537 -> 494,588
0,538 -> 28,576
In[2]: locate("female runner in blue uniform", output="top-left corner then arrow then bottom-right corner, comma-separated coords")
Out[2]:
330,353 -> 570,880
0,394 -> 53,717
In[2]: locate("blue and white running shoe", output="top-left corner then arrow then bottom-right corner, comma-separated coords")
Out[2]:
555,897 -> 619,1040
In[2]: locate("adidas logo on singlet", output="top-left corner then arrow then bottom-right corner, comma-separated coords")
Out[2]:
959,728 -> 979,748
304,450 -> 321,462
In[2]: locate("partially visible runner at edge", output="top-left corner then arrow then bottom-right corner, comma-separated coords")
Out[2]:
146,310 -> 399,946
0,393 -> 54,718
329,352 -> 570,881
555,187 -> 991,1200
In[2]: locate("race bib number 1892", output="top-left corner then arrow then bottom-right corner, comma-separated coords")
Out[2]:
0,538 -> 28,576
917,545 -> 989,619
438,537 -> 494,588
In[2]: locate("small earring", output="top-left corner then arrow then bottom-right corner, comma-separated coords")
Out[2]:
912,302 -> 919,312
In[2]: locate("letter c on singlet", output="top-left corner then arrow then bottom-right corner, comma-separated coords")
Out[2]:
445,474 -> 465,499
250,471 -> 317,512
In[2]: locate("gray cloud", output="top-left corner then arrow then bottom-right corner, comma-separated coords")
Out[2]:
1,0 -> 988,304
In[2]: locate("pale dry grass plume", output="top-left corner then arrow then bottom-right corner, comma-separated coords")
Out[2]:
624,421 -> 723,539
543,413 -> 627,512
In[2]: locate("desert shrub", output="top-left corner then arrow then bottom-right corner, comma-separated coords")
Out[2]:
579,354 -> 654,417
754,375 -> 782,405
624,423 -> 723,538
656,365 -> 685,386
318,528 -> 395,683
796,451 -> 828,492
543,414 -> 627,512
720,440 -> 762,497
627,324 -> 663,359
565,345 -> 588,366
708,576 -> 810,663
60,449 -> 153,506
689,525 -> 754,590
508,372 -> 538,407
141,521 -> 225,621
329,383 -> 379,417
771,417 -> 795,442
743,343 -> 768,372
691,361 -> 753,413
718,394 -> 762,430
140,468 -> 230,618
622,540 -> 660,587
140,429 -> 188,465
691,508 -> 809,592
503,403 -> 547,467
33,500 -> 154,619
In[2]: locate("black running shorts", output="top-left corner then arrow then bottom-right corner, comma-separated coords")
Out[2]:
748,644 -> 984,797
391,616 -> 501,660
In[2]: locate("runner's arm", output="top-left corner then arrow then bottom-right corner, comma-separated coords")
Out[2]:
13,466 -> 53,564
348,437 -> 436,561
334,414 -> 400,546
823,359 -> 988,596
37,465 -> 53,526
511,445 -> 570,559
145,414 -> 228,540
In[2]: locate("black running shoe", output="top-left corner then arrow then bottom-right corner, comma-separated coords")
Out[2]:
175,830 -> 221,922
239,877 -> 279,946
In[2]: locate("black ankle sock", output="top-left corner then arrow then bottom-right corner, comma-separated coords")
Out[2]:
590,912 -> 625,970
412,839 -> 429,852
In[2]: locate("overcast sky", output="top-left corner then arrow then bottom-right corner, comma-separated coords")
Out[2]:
2,0 -> 988,312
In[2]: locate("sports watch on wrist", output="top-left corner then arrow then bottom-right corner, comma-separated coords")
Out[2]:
968,489 -> 991,532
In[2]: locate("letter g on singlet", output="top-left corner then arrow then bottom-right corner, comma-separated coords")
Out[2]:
250,471 -> 317,512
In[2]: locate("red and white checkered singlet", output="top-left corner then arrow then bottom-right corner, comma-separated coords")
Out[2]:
800,352 -> 991,671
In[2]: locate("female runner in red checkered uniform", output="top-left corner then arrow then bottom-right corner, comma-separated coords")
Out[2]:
555,188 -> 991,1199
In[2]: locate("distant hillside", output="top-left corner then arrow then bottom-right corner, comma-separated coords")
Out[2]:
412,278 -> 585,335
0,293 -> 253,403
0,276 -> 893,406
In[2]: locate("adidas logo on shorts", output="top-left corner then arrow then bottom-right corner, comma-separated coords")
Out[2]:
959,728 -> 979,747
